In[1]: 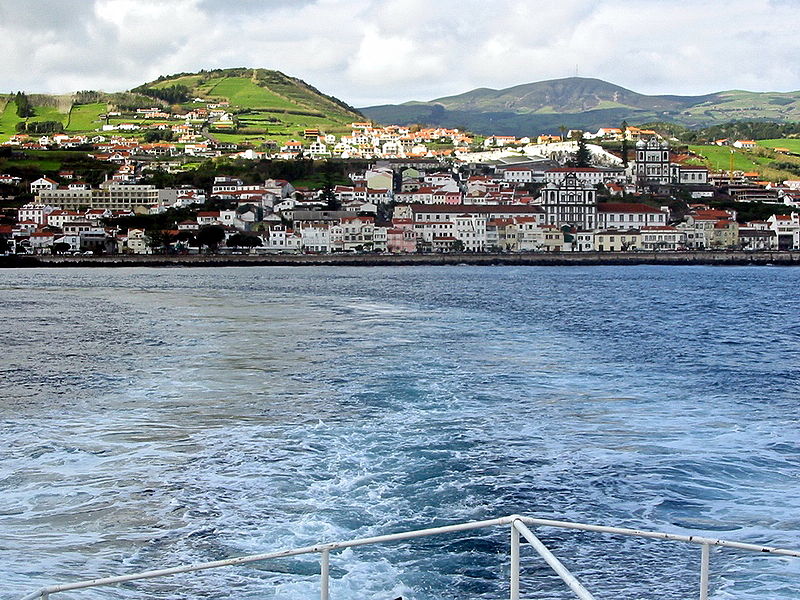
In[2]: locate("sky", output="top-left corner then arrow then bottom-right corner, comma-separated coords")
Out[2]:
1,0 -> 799,107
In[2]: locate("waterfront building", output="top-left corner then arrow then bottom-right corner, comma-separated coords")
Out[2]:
767,213 -> 800,249
738,228 -> 777,250
640,225 -> 684,250
595,229 -> 642,252
709,220 -> 740,249
298,224 -> 332,253
453,214 -> 487,252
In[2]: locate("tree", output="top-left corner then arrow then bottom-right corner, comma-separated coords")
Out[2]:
196,225 -> 226,252
227,233 -> 262,249
620,120 -> 629,167
15,92 -> 34,118
145,230 -> 167,253
558,124 -> 567,142
52,242 -> 71,254
320,160 -> 340,210
571,137 -> 591,167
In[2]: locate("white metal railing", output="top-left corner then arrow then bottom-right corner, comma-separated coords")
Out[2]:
17,514 -> 800,600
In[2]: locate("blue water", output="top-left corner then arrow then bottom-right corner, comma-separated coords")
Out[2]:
1,266 -> 799,600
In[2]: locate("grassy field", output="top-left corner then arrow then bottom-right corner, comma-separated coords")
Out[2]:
687,145 -> 770,171
151,75 -> 204,90
688,144 -> 800,182
211,132 -> 272,145
203,77 -> 299,110
681,90 -> 800,125
757,138 -> 800,153
66,103 -> 107,131
29,104 -> 68,124
0,150 -> 115,175
0,101 -> 21,141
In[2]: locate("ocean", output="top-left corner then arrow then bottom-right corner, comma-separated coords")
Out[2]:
1,265 -> 799,599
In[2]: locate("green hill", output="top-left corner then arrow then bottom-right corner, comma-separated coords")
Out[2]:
361,77 -> 800,135
0,68 -> 363,145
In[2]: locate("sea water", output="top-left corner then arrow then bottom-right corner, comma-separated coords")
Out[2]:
1,265 -> 798,600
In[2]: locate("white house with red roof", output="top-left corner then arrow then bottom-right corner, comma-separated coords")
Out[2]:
28,230 -> 56,253
0,174 -> 22,186
767,213 -> 800,249
46,209 -> 83,229
30,177 -> 58,194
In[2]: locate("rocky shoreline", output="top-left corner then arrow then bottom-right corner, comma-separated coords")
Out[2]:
2,251 -> 800,268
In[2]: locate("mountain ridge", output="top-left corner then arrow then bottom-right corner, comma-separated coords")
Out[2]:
360,77 -> 800,135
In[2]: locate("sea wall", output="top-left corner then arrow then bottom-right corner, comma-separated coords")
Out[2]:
2,251 -> 800,268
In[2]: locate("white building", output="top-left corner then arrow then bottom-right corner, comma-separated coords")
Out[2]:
596,203 -> 668,230
544,167 -> 620,186
640,226 -> 684,250
30,177 -> 58,194
18,203 -> 57,225
503,167 -> 534,184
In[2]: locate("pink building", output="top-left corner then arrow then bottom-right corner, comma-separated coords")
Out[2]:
387,227 -> 417,253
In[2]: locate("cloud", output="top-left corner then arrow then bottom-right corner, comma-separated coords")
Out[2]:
0,0 -> 798,106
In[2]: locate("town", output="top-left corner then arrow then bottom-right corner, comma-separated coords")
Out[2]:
2,118 -> 800,256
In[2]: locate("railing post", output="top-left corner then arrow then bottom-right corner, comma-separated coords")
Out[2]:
699,543 -> 710,600
510,521 -> 520,600
320,549 -> 330,600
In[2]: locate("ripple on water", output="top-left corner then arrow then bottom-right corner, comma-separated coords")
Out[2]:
1,266 -> 799,599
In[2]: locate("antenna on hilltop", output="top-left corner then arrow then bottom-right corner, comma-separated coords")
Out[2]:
575,64 -> 579,77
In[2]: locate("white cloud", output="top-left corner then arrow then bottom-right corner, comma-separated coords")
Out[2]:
0,0 -> 798,106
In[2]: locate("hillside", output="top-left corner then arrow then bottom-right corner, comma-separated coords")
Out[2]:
361,77 -> 800,135
0,68 -> 363,145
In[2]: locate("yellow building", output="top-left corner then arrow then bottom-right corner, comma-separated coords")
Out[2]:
595,229 -> 641,252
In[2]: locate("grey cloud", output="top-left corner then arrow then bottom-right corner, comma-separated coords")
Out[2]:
0,0 -> 798,105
